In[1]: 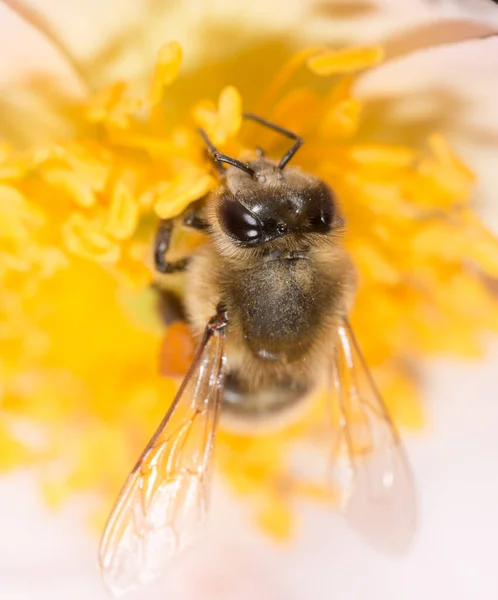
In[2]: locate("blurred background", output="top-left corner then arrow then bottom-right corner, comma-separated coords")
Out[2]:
1,1 -> 498,599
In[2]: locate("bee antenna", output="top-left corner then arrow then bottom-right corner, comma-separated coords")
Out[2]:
243,113 -> 303,169
198,128 -> 256,178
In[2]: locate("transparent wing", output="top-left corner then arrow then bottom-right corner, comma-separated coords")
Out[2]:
329,317 -> 417,554
99,315 -> 227,597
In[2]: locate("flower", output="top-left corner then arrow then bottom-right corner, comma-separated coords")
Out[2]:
1,0 -> 498,545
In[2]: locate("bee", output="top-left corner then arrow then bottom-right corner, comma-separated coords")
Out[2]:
99,114 -> 417,596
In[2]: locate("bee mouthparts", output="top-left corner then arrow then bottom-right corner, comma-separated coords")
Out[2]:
263,249 -> 308,262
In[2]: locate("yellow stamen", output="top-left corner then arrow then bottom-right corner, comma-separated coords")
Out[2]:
308,45 -> 384,76
62,214 -> 120,263
347,144 -> 416,167
256,494 -> 293,540
0,185 -> 42,240
148,41 -> 183,106
154,168 -> 215,219
106,173 -> 139,240
42,168 -> 96,208
322,97 -> 362,138
194,86 -> 242,145
256,46 -> 323,112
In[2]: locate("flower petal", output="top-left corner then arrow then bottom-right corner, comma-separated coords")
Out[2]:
0,1 -> 87,146
303,0 -> 498,49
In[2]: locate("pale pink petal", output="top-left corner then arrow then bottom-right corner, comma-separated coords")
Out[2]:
0,1 -> 89,146
17,0 -> 309,87
10,0 -> 498,88
302,0 -> 498,47
0,1 -> 86,93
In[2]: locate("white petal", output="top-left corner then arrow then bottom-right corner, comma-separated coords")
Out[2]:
300,0 -> 498,48
19,0 -> 308,87
0,2 -> 86,94
0,2 -> 89,146
15,0 -> 498,86
3,0 -> 498,93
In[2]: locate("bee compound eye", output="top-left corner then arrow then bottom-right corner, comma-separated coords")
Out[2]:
219,199 -> 263,243
309,197 -> 334,233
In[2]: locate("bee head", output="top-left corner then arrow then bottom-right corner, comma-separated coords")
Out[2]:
216,160 -> 339,247
199,114 -> 343,251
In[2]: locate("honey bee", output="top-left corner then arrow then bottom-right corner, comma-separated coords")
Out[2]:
99,114 -> 417,596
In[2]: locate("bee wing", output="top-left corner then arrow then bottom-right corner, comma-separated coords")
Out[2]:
329,317 -> 417,554
99,315 -> 227,597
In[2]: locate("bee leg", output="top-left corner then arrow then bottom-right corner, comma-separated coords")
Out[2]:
154,219 -> 190,274
155,200 -> 210,273
182,201 -> 210,231
151,284 -> 187,325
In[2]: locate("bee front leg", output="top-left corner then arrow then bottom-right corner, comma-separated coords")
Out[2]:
154,219 -> 190,274
182,200 -> 210,232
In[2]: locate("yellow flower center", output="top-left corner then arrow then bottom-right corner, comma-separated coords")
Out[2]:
1,40 -> 498,538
